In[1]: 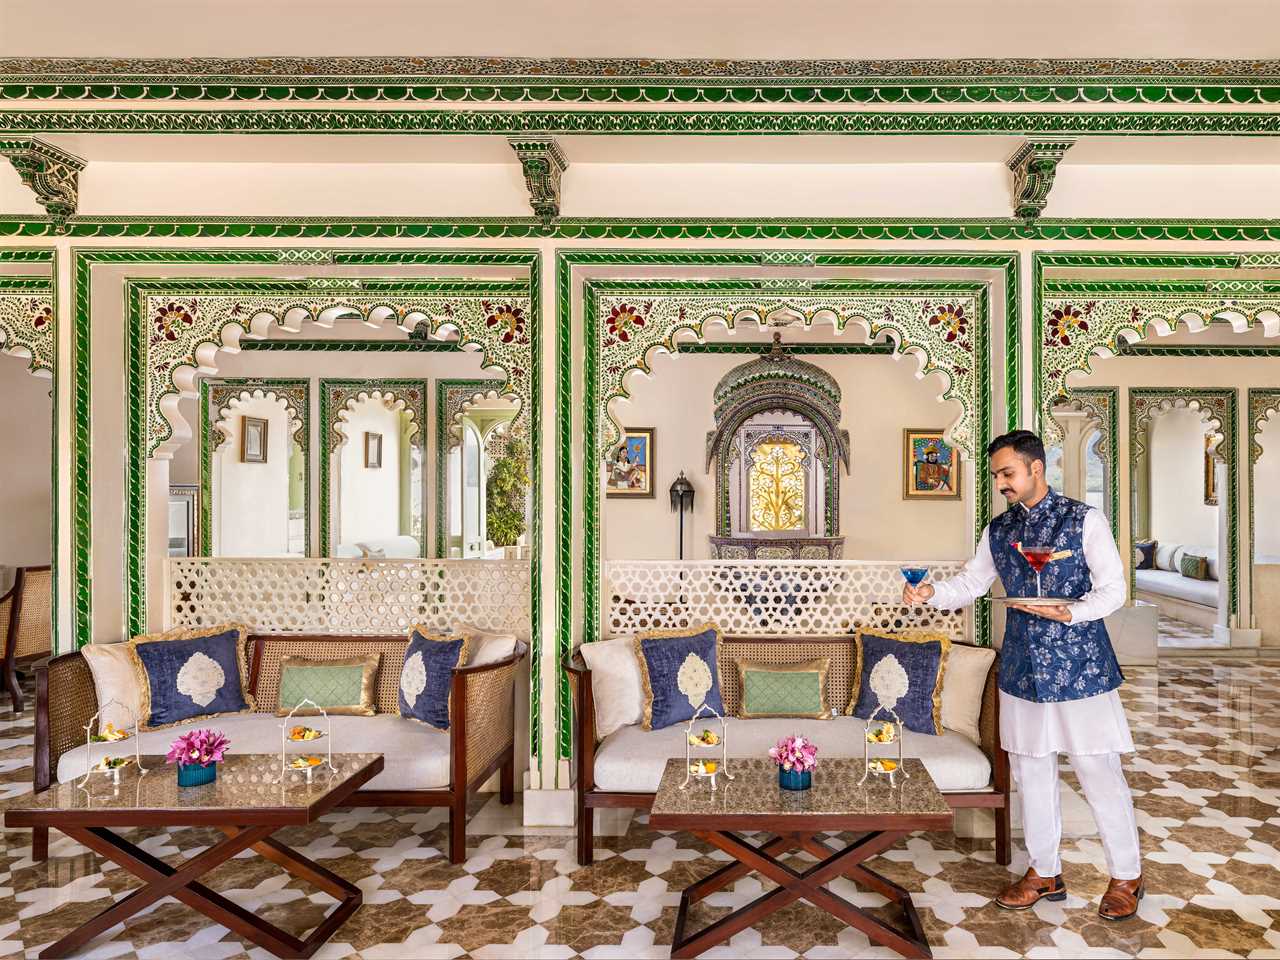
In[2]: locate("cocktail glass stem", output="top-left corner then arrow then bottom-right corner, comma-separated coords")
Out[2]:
1035,571 -> 1042,598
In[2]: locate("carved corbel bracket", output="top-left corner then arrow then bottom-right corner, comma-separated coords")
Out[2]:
1006,139 -> 1074,220
0,136 -> 86,233
508,136 -> 568,230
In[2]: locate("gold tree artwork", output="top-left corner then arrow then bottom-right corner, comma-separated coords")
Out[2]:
749,441 -> 806,532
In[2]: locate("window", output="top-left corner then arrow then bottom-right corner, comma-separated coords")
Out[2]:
748,440 -> 807,532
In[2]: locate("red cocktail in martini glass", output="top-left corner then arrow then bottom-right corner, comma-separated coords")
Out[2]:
1019,545 -> 1055,598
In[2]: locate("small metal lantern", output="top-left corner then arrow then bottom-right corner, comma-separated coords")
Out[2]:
669,472 -> 695,560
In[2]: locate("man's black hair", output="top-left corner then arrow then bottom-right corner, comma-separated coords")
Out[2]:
986,429 -> 1046,466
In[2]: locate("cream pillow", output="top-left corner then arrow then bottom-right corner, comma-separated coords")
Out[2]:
81,642 -> 144,733
579,636 -> 642,739
939,644 -> 996,745
455,622 -> 519,667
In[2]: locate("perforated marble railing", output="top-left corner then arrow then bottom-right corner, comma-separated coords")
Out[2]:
167,558 -> 530,637
603,559 -> 970,640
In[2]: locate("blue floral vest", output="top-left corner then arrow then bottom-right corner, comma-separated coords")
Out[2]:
990,488 -> 1124,703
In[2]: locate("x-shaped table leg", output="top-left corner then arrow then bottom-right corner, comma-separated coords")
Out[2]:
42,825 -> 361,959
670,829 -> 931,960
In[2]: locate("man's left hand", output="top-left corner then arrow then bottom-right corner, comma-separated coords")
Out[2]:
1008,603 -> 1073,622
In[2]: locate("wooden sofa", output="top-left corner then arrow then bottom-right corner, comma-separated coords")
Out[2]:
34,632 -> 526,864
565,635 -> 1010,867
2,564 -> 52,713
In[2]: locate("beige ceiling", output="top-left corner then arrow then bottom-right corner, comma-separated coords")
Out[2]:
2,0 -> 1278,60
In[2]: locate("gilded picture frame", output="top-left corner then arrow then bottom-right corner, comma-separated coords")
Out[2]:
606,427 -> 655,498
903,428 -> 961,501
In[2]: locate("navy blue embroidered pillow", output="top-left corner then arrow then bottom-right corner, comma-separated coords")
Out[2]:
848,629 -> 949,735
130,624 -> 254,730
398,627 -> 469,730
1134,540 -> 1157,571
634,624 -> 725,730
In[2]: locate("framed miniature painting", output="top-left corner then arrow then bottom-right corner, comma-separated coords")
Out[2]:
364,431 -> 383,469
606,428 -> 655,498
903,429 -> 961,500
241,416 -> 269,464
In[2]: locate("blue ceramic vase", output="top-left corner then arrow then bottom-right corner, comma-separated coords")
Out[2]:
177,762 -> 217,787
778,767 -> 812,791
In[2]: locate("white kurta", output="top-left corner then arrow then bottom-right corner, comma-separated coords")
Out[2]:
928,504 -> 1134,757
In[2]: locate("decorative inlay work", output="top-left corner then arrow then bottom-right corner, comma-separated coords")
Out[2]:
2,57 -> 1279,106
139,282 -> 532,457
1052,386 -> 1119,540
0,137 -> 84,233
508,137 -> 568,227
435,378 -> 506,558
592,284 -> 983,461
0,280 -> 54,376
1039,291 -> 1280,438
1128,388 -> 1238,616
1006,139 -> 1074,220
1248,388 -> 1280,464
208,380 -> 307,448
168,557 -> 530,638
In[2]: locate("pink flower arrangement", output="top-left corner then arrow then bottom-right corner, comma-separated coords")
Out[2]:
768,735 -> 818,773
165,729 -> 230,768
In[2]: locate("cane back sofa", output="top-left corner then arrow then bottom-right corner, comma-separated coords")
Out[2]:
565,635 -> 1010,866
2,564 -> 52,713
34,632 -> 526,864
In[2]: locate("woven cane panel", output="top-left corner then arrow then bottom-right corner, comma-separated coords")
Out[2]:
0,594 -> 11,657
48,654 -> 99,776
465,662 -> 516,779
719,638 -> 856,718
605,561 -> 969,640
169,558 -> 530,637
15,568 -> 52,658
254,638 -> 408,715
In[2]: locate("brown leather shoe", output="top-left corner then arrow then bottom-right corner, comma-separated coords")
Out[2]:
1099,876 -> 1144,920
995,868 -> 1067,910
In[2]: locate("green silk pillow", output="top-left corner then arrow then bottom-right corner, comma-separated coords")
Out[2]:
276,654 -> 381,717
1180,553 -> 1211,581
736,658 -> 830,719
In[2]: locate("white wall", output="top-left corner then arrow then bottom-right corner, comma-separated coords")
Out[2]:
335,397 -> 403,549
0,353 -> 52,568
1257,414 -> 1280,561
212,394 -> 294,557
1147,408 -> 1218,551
603,349 -> 970,562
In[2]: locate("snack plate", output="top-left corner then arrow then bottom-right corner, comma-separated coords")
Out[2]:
990,596 -> 1074,606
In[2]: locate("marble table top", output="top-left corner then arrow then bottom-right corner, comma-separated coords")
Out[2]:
648,757 -> 954,832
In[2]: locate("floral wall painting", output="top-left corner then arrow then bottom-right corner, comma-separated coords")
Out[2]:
903,429 -> 961,500
240,416 -> 268,464
364,431 -> 383,469
607,427 -> 655,498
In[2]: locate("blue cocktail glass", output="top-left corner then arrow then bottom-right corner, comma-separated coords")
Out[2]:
901,567 -> 929,587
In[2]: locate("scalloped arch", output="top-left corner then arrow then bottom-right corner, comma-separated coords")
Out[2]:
331,388 -> 421,450
0,291 -> 54,379
212,388 -> 305,448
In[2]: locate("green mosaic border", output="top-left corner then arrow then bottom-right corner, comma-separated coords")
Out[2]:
4,108 -> 1280,137
434,378 -> 506,558
1248,389 -> 1280,630
3,59 -> 1277,105
1128,387 -> 1238,618
199,377 -> 311,560
240,338 -> 463,353
319,378 -> 428,558
677,341 -> 896,356
0,250 -> 56,651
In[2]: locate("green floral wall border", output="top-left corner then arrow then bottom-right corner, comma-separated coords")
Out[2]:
199,377 -> 311,560
319,378 -> 428,557
2,57 -> 1276,105
1128,388 -> 1238,618
0,251 -> 56,651
434,378 -> 506,558
66,248 -> 544,764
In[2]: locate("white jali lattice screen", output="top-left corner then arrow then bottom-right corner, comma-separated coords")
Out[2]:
168,558 -> 530,637
603,560 -> 970,640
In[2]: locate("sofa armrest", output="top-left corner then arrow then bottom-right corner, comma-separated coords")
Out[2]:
450,641 -> 527,791
563,651 -> 595,792
36,653 -> 98,791
977,653 -> 1009,795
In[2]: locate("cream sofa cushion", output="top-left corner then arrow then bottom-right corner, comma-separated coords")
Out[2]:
939,644 -> 995,745
57,712 -> 451,790
455,622 -> 518,666
593,716 -> 991,793
81,642 -> 143,734
579,636 -> 643,739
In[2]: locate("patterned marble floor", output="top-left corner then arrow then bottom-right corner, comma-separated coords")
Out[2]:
2,657 -> 1280,959
1157,615 -> 1225,649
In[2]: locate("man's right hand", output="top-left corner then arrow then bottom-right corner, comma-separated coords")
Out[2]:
903,582 -> 935,606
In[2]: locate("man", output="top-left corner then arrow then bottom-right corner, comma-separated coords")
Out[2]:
903,429 -> 1144,920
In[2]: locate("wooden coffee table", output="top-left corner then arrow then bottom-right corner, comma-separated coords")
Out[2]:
648,757 -> 953,959
6,752 -> 384,959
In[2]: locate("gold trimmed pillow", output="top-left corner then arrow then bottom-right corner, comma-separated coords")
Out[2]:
847,628 -> 950,736
736,658 -> 831,719
128,623 -> 256,731
634,623 -> 724,730
398,626 -> 471,730
276,654 -> 380,717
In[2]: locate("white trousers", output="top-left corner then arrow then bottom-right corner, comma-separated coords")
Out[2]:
1008,751 -> 1142,881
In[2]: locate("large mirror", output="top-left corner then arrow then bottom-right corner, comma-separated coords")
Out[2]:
437,382 -> 526,559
